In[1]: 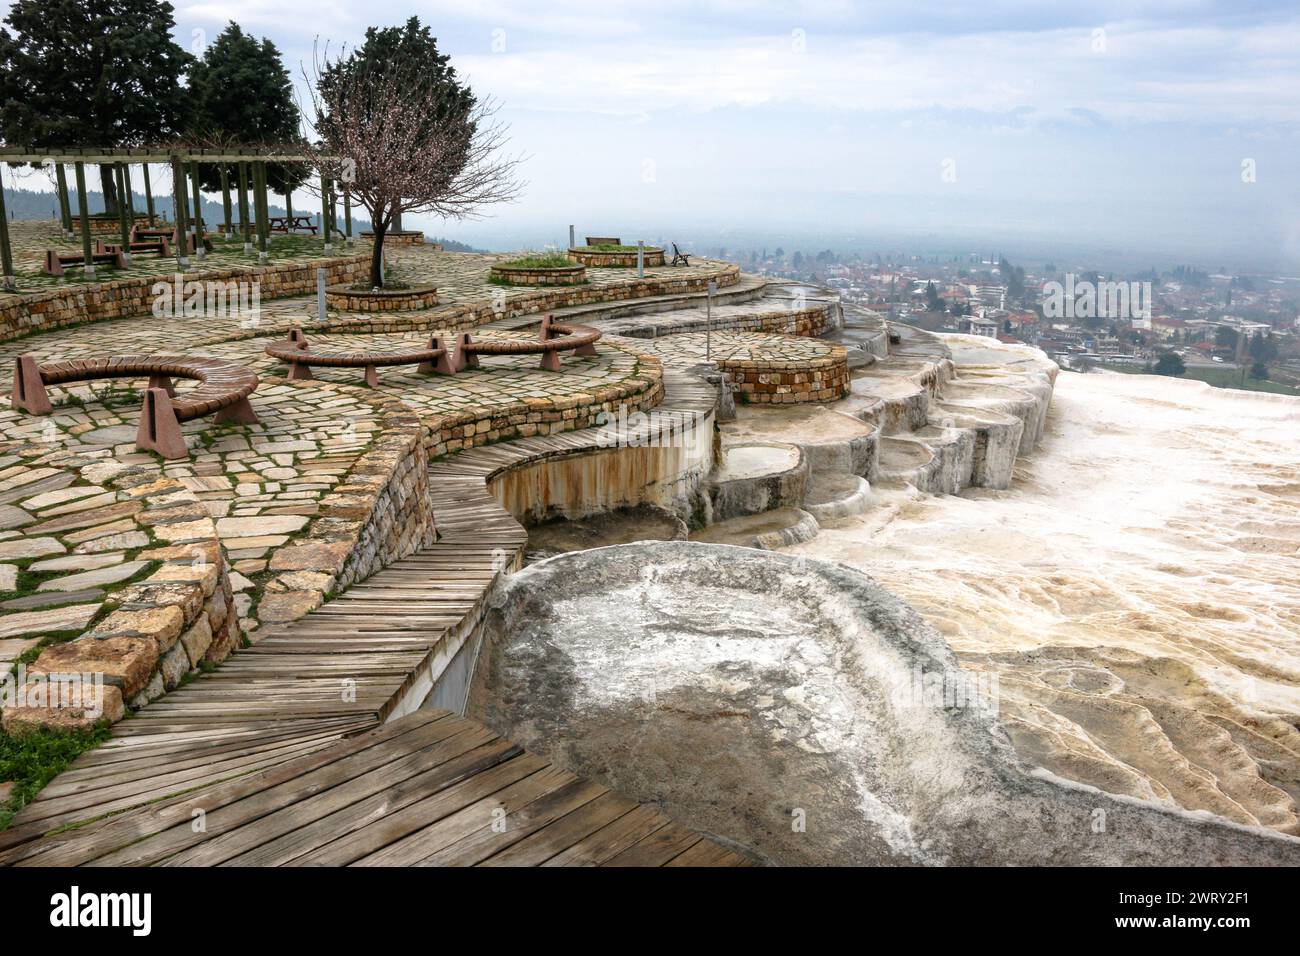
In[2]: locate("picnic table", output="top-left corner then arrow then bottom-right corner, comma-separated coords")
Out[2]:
267,215 -> 319,235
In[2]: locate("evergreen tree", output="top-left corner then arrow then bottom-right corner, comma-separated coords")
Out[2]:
1153,352 -> 1186,376
0,0 -> 191,215
187,22 -> 307,196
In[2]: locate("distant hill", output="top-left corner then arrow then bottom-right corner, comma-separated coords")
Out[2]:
1,187 -> 484,252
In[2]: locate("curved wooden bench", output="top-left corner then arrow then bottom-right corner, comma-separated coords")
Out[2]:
11,354 -> 259,459
459,315 -> 601,372
264,329 -> 455,388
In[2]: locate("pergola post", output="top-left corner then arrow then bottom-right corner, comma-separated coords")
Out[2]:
254,161 -> 269,263
237,161 -> 251,253
188,161 -> 205,258
143,165 -> 156,225
54,164 -> 73,236
219,165 -> 232,241
320,171 -> 332,253
0,174 -> 15,291
114,164 -> 132,265
171,158 -> 189,268
123,165 -> 137,238
73,161 -> 94,278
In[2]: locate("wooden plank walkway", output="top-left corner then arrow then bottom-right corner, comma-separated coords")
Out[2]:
0,368 -> 730,866
2,710 -> 751,867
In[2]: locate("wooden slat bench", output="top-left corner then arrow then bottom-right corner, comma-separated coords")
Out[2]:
11,355 -> 260,459
97,237 -> 172,259
585,236 -> 621,246
458,315 -> 601,372
264,329 -> 455,387
42,247 -> 128,277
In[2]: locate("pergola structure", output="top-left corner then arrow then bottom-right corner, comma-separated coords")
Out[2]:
0,147 -> 355,287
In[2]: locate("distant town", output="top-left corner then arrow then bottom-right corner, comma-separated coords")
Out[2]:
738,247 -> 1300,394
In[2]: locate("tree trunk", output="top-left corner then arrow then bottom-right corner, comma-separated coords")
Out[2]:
369,222 -> 387,288
392,207 -> 403,232
98,164 -> 120,217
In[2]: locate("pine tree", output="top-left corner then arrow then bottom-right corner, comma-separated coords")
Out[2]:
0,0 -> 191,215
187,22 -> 306,196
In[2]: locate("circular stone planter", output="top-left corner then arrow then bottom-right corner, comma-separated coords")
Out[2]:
324,283 -> 439,312
567,246 -> 666,268
489,263 -> 587,286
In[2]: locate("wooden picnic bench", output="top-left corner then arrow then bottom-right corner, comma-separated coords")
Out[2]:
264,328 -> 456,387
268,215 -> 319,235
97,237 -> 172,259
41,247 -> 128,277
11,354 -> 260,459
458,315 -> 601,372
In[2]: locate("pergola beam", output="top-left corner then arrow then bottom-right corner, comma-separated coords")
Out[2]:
0,147 -> 329,164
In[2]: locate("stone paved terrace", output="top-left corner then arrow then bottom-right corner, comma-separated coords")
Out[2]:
0,238 -> 736,723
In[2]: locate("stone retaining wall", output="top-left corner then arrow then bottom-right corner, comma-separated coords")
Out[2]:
257,387 -> 434,623
75,216 -> 152,237
427,358 -> 665,459
0,253 -> 370,343
1,453 -> 236,733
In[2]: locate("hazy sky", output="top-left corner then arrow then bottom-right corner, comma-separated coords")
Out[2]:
8,1 -> 1300,269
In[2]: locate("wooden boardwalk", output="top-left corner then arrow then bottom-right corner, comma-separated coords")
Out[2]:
3,710 -> 750,866
0,368 -> 732,867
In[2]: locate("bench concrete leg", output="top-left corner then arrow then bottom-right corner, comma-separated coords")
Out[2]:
540,350 -> 562,372
213,397 -> 259,425
136,388 -> 189,460
456,333 -> 478,371
363,365 -> 379,388
147,374 -> 177,396
424,335 -> 456,375
287,328 -> 309,348
574,341 -> 598,356
287,361 -> 314,381
12,355 -> 54,415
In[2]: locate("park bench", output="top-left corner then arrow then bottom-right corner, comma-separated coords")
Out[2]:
42,247 -> 128,277
458,315 -> 601,372
130,227 -> 213,255
585,236 -> 621,246
671,243 -> 691,266
264,328 -> 456,387
11,354 -> 260,459
97,237 -> 172,259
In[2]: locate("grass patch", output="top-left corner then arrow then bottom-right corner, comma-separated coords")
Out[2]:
584,243 -> 655,253
0,722 -> 112,830
497,253 -> 574,269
